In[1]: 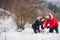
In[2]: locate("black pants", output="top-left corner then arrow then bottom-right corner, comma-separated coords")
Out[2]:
32,24 -> 39,33
32,24 -> 43,33
49,26 -> 58,33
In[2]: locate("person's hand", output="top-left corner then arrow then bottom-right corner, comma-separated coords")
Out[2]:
47,26 -> 49,29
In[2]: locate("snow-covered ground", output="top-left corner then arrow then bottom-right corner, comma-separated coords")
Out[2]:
0,9 -> 60,40
0,16 -> 60,40
6,23 -> 60,40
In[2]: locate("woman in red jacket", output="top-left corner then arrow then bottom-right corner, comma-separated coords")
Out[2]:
44,13 -> 59,33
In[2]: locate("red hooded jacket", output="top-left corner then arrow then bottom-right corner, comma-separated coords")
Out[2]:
44,16 -> 58,29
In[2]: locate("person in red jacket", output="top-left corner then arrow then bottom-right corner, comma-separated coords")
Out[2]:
43,13 -> 59,33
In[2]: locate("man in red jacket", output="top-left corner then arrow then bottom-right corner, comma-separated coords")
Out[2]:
43,13 -> 59,33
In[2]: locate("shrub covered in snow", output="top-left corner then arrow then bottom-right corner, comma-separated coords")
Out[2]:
0,8 -> 17,34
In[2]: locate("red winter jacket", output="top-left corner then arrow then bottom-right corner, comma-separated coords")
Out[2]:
44,16 -> 58,29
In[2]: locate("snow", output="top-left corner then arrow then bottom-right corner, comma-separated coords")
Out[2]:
0,16 -> 17,33
0,22 -> 60,40
0,15 -> 17,40
0,9 -> 60,40
0,17 -> 60,40
6,26 -> 60,40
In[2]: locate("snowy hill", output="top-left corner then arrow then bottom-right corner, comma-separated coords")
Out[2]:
0,9 -> 60,40
0,15 -> 17,40
6,22 -> 60,40
0,17 -> 60,40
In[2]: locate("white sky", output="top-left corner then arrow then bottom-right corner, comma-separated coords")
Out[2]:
46,0 -> 58,2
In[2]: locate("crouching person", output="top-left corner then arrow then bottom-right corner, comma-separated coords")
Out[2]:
43,13 -> 59,33
32,16 -> 45,33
